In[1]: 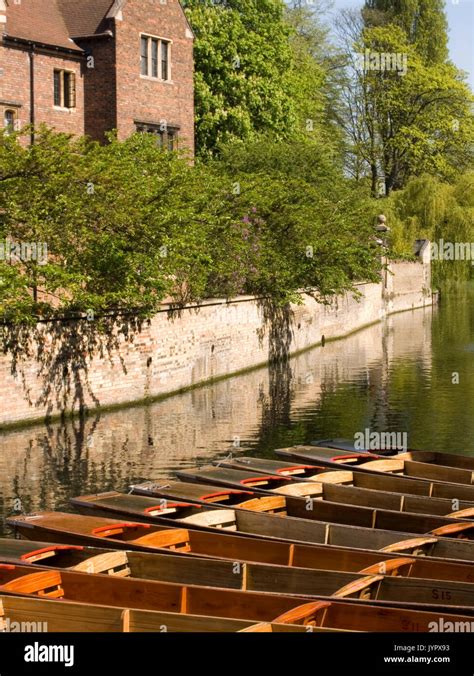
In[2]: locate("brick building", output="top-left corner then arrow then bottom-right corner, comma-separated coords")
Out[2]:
0,0 -> 194,153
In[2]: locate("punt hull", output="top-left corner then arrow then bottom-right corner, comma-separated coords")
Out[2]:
0,592 -> 284,632
2,561 -> 474,619
7,511 -> 474,568
71,489 -> 474,547
275,446 -> 474,486
312,440 -> 474,471
2,538 -> 474,587
217,456 -> 474,517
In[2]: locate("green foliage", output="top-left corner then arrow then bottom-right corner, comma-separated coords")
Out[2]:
183,0 -> 298,156
339,1 -> 474,195
363,0 -> 449,63
213,138 -> 381,301
0,129 -> 381,324
284,3 -> 344,154
362,26 -> 473,192
384,172 -> 474,285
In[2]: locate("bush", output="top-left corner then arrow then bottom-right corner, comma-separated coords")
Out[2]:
0,128 -> 381,323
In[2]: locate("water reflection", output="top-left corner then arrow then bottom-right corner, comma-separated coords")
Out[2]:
1,286 -> 473,535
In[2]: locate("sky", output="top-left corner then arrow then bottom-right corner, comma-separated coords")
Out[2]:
329,0 -> 474,90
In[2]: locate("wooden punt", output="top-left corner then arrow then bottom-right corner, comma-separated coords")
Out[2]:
71,488 -> 474,547
268,454 -> 474,502
0,591 -> 293,632
3,538 -> 474,589
312,439 -> 474,471
242,600 -> 474,632
2,560 -> 474,617
8,510 -> 474,565
1,568 -> 472,635
213,456 -> 474,517
173,466 -> 474,540
275,446 -> 474,488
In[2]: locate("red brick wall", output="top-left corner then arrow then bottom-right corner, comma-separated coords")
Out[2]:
114,0 -> 194,155
1,0 -> 194,149
77,37 -> 117,142
0,43 -> 85,137
0,44 -> 31,132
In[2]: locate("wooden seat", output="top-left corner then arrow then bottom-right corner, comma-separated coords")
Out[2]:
381,536 -> 437,556
361,459 -> 405,473
180,509 -> 237,530
72,551 -> 131,577
430,522 -> 474,539
313,470 -> 354,485
272,601 -> 332,626
333,575 -> 383,600
238,496 -> 287,515
133,528 -> 192,552
1,571 -> 64,599
273,483 -> 323,497
359,557 -> 415,577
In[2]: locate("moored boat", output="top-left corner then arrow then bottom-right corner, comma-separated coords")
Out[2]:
3,538 -> 474,587
0,591 -> 290,632
71,488 -> 474,544
171,466 -> 474,539
211,456 -> 474,517
7,511 -> 474,564
1,560 -> 474,616
312,440 -> 474,471
276,446 -> 474,487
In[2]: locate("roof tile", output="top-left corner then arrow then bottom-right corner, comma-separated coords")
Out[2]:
4,0 -> 115,51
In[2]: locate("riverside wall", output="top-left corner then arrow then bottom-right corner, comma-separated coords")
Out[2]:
0,247 -> 433,427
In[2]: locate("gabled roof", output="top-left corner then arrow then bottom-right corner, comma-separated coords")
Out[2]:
3,0 -> 193,52
4,0 -> 85,51
57,0 -> 115,39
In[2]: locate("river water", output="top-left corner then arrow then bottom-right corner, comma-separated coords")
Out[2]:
0,283 -> 473,535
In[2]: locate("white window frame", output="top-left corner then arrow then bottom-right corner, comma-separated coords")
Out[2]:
140,33 -> 172,82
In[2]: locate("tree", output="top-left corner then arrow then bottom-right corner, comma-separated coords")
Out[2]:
363,0 -> 449,64
336,11 -> 474,195
183,0 -> 297,156
0,128 -> 382,324
385,171 -> 474,285
285,2 -> 346,157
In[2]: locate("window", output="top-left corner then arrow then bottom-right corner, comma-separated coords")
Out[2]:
3,109 -> 16,134
140,35 -> 171,80
160,41 -> 169,80
54,70 -> 76,108
140,36 -> 148,76
151,39 -> 158,78
135,122 -> 179,151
